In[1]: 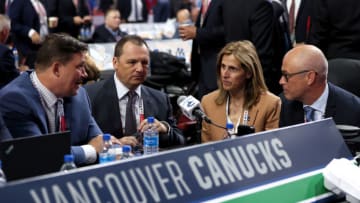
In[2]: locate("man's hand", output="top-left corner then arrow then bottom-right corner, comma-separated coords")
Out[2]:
88,135 -> 104,153
139,118 -> 168,134
118,136 -> 139,147
73,16 -> 83,25
30,32 -> 41,44
178,25 -> 197,41
83,15 -> 92,24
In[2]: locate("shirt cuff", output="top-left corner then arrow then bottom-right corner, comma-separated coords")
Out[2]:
81,144 -> 97,163
160,121 -> 171,136
28,29 -> 36,38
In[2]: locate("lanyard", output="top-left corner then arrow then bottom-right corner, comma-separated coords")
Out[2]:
226,96 -> 249,133
139,97 -> 144,123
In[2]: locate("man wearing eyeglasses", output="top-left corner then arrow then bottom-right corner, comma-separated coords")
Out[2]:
278,44 -> 360,128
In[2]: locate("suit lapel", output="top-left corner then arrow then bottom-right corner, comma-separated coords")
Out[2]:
96,78 -> 123,137
25,72 -> 49,133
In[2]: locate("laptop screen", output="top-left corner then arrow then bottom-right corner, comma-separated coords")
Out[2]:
0,131 -> 71,181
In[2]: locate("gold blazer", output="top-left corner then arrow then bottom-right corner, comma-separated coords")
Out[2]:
201,90 -> 281,143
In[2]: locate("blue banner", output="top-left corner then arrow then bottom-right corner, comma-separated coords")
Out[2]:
0,119 -> 351,202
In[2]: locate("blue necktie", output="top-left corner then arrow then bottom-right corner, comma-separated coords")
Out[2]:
304,106 -> 315,122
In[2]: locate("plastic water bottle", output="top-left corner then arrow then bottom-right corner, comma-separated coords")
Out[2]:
0,160 -> 6,187
99,134 -> 116,163
143,117 -> 159,155
12,48 -> 19,69
225,122 -> 236,139
59,154 -> 77,172
121,145 -> 131,159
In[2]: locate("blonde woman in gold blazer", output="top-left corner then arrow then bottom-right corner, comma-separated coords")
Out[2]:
201,40 -> 281,143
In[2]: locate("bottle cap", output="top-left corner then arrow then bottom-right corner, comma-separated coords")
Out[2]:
64,154 -> 74,162
147,116 -> 154,124
226,123 -> 234,130
103,134 -> 111,141
122,145 -> 132,153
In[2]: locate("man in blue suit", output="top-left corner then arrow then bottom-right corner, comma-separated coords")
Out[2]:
279,44 -> 360,128
9,0 -> 49,69
0,34 -> 111,165
85,35 -> 185,148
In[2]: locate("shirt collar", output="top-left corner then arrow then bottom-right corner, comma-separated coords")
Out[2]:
31,71 -> 58,108
113,73 -> 141,100
303,83 -> 329,114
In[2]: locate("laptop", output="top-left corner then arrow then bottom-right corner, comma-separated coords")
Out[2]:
0,131 -> 71,181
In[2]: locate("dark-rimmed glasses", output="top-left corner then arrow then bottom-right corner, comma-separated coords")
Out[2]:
281,70 -> 312,82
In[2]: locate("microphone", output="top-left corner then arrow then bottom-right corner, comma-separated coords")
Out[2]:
177,95 -> 212,123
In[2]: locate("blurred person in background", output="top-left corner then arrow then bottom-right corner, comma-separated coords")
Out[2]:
9,0 -> 49,69
0,14 -> 19,88
92,8 -> 127,43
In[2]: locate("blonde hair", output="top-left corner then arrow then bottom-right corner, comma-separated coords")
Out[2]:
215,40 -> 268,109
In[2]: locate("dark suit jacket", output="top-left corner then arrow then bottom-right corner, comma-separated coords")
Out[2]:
0,44 -> 19,88
0,72 -> 102,164
307,0 -> 360,60
0,0 -> 5,14
282,0 -> 313,43
0,111 -> 11,142
85,78 -> 185,147
53,0 -> 90,38
191,0 -> 225,98
279,83 -> 360,128
222,0 -> 273,77
9,0 -> 44,67
100,0 -> 148,22
92,24 -> 127,43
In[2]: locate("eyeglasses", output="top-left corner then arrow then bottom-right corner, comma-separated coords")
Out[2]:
281,70 -> 312,82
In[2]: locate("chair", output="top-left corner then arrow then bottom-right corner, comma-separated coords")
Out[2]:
328,58 -> 360,97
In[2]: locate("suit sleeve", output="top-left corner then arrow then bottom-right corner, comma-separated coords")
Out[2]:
306,0 -> 329,51
161,95 -> 185,146
250,1 -> 274,75
200,96 -> 212,143
0,91 -> 44,138
0,48 -> 19,87
195,1 -> 225,46
9,0 -> 32,38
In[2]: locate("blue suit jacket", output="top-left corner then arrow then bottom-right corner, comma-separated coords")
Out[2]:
85,77 -> 185,147
279,83 -> 360,127
0,72 -> 102,164
9,0 -> 43,58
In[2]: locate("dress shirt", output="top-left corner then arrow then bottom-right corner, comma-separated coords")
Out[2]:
114,74 -> 142,134
287,0 -> 301,23
128,0 -> 143,22
303,83 -> 329,121
30,72 -> 97,163
30,72 -> 57,133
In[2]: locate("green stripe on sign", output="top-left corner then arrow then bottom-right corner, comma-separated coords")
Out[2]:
224,174 -> 328,203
